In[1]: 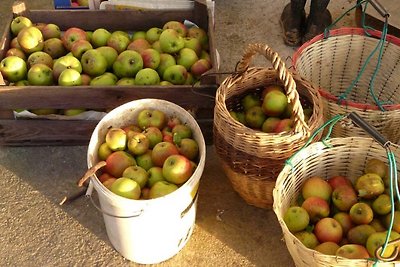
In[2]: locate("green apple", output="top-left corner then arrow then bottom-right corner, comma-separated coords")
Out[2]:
52,55 -> 82,81
160,81 -> 173,86
98,142 -> 113,160
159,29 -> 185,54
77,0 -> 89,6
58,68 -> 82,86
135,150 -> 154,171
147,167 -> 166,188
95,46 -> 118,70
140,48 -> 160,69
81,49 -> 108,77
90,72 -> 118,86
157,53 -> 176,77
132,31 -> 146,40
63,108 -> 86,116
149,181 -> 178,199
176,138 -> 199,160
10,16 -> 32,36
105,127 -> 127,151
71,39 -> 93,59
145,27 -> 163,44
27,51 -> 53,68
14,79 -> 29,86
116,77 -> 135,85
163,20 -> 188,37
27,63 -> 53,85
91,28 -> 111,48
41,23 -> 61,40
183,37 -> 202,56
137,109 -> 167,130
162,154 -> 193,185
262,90 -> 288,117
122,165 -> 149,189
127,132 -> 150,155
143,126 -> 163,148
152,40 -> 162,53
0,56 -> 27,82
163,64 -> 187,85
62,27 -> 88,51
184,72 -> 195,85
135,68 -> 160,85
43,38 -> 67,59
112,50 -> 143,78
110,177 -> 141,200
245,106 -> 266,129
241,93 -> 261,111
177,47 -> 198,70
107,31 -> 130,54
17,26 -> 44,54
187,27 -> 209,50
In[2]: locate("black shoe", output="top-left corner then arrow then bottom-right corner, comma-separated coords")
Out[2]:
302,9 -> 332,44
280,3 -> 306,47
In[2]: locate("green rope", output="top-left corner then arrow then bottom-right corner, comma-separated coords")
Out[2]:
323,0 -> 390,111
285,114 -> 346,166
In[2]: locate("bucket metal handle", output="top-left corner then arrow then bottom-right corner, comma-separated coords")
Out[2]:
86,182 -> 144,219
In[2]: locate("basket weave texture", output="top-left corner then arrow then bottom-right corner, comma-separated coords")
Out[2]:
273,137 -> 400,267
213,43 -> 324,209
293,27 -> 400,142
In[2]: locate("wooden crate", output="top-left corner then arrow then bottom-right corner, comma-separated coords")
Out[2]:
0,1 -> 217,146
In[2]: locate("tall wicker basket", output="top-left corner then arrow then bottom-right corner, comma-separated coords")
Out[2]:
293,27 -> 400,142
213,43 -> 324,209
273,136 -> 400,267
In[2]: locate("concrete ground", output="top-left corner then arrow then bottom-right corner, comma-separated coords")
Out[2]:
0,0 -> 356,266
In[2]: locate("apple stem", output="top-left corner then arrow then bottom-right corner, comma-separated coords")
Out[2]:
77,160 -> 107,187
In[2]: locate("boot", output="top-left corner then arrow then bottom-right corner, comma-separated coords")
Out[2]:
280,0 -> 307,46
302,0 -> 332,43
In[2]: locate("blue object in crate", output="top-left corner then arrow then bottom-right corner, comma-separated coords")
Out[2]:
54,0 -> 89,9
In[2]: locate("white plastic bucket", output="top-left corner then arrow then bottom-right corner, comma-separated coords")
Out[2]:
86,99 -> 206,264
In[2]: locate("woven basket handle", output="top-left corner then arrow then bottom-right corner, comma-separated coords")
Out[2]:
236,43 -> 309,134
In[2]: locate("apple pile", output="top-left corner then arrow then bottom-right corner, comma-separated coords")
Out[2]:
0,15 -> 212,88
228,84 -> 313,133
283,158 -> 400,260
96,108 -> 199,200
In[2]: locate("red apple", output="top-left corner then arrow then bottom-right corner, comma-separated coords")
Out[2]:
314,217 -> 343,244
151,141 -> 179,167
327,175 -> 353,190
301,176 -> 332,202
301,196 -> 330,223
62,27 -> 88,51
333,212 -> 354,235
331,185 -> 358,212
336,244 -> 370,259
162,154 -> 193,185
105,151 -> 136,178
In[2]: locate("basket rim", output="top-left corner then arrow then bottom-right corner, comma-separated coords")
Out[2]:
293,27 -> 400,111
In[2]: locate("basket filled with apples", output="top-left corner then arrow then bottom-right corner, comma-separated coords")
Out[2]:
77,98 -> 206,264
273,112 -> 400,266
0,1 -> 217,145
213,43 -> 324,209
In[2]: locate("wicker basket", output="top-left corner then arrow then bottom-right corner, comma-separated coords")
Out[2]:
293,27 -> 400,142
273,136 -> 400,267
213,43 -> 324,209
